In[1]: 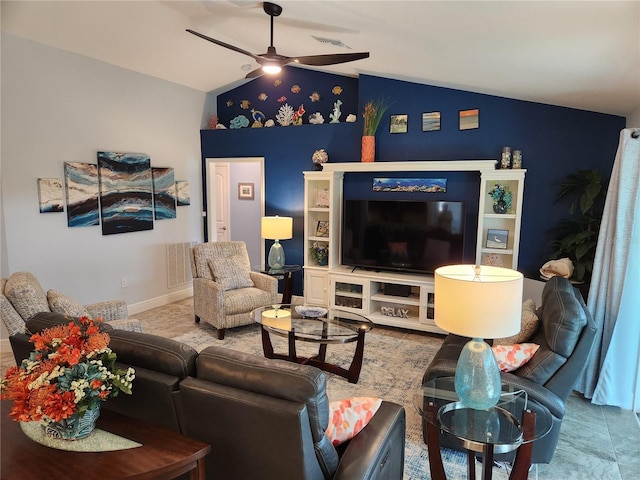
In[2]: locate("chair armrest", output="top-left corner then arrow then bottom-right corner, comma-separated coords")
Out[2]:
85,300 -> 129,321
333,401 -> 406,480
499,372 -> 565,419
250,271 -> 278,295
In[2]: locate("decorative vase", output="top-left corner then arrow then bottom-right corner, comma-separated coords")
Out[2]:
361,136 -> 375,163
44,403 -> 101,440
493,199 -> 508,214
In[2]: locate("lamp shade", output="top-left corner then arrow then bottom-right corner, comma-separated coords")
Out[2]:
261,216 -> 293,240
434,265 -> 523,339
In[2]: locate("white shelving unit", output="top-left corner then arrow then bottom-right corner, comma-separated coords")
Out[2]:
328,266 -> 442,333
476,169 -> 526,270
302,161 -> 525,332
303,171 -> 343,305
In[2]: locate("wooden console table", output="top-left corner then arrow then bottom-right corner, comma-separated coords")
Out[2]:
1,401 -> 211,479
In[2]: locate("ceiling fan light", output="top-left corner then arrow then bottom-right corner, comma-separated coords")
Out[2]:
262,64 -> 282,74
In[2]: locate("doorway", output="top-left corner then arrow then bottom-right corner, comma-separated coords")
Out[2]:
205,157 -> 265,267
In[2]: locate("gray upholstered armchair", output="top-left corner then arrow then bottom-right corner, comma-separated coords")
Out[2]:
189,241 -> 277,339
1,271 -> 142,335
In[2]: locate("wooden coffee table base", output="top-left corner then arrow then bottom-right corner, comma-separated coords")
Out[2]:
261,326 -> 366,383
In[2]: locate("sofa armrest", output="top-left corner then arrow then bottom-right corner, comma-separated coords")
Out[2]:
85,300 -> 128,321
499,372 -> 565,419
250,271 -> 278,295
334,401 -> 406,480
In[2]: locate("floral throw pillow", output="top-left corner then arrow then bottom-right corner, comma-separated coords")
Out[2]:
492,343 -> 540,372
325,397 -> 382,446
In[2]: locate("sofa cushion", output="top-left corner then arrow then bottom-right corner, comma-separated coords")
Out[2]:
208,256 -> 254,291
494,299 -> 540,345
326,397 -> 382,446
540,277 -> 587,358
4,272 -> 50,319
1,279 -> 26,336
195,345 -> 339,475
47,289 -> 91,317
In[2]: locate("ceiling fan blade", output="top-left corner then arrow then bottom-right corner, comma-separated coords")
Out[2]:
245,67 -> 265,79
186,29 -> 259,61
291,52 -> 370,67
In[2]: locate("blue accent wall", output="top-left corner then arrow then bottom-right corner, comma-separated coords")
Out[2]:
201,69 -> 625,296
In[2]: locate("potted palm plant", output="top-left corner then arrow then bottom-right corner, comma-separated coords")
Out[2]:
548,169 -> 607,283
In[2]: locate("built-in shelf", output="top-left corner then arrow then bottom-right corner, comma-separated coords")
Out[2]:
303,161 -> 525,332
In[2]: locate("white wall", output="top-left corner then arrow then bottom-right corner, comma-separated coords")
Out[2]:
626,107 -> 640,128
229,161 -> 263,266
1,35 -> 206,330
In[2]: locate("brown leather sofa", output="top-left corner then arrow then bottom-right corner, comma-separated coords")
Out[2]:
10,312 -> 405,480
422,276 -> 598,464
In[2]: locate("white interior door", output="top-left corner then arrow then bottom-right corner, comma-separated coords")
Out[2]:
214,163 -> 230,241
205,158 -> 265,265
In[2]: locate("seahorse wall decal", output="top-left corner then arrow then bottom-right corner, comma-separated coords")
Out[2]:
329,99 -> 342,123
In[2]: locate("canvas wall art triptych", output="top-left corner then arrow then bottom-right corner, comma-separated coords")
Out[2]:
37,151 -> 190,235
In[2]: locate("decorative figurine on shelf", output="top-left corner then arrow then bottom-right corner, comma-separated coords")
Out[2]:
488,184 -> 513,214
512,150 -> 523,169
312,149 -> 328,171
501,147 -> 512,169
329,100 -> 342,123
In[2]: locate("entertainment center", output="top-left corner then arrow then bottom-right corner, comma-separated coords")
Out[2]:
303,161 -> 525,333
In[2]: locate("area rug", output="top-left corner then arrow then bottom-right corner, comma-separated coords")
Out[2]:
172,321 -> 510,480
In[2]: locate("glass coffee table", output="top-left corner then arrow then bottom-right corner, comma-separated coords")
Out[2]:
250,304 -> 374,383
414,377 -> 552,480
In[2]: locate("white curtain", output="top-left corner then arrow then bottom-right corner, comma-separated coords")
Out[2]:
575,128 -> 640,411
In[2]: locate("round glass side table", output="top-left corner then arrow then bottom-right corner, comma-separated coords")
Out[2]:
414,377 -> 552,480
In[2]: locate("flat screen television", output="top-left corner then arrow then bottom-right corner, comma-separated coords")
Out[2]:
341,199 -> 466,275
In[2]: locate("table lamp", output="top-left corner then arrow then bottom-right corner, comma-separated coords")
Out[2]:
434,265 -> 523,410
261,215 -> 293,270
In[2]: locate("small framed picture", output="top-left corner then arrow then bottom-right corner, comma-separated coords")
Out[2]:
486,229 -> 509,249
389,114 -> 408,133
315,188 -> 330,207
316,220 -> 329,237
238,182 -> 254,200
459,108 -> 479,130
422,112 -> 441,132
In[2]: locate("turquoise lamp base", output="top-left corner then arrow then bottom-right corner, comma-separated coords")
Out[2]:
268,240 -> 285,270
454,338 -> 502,410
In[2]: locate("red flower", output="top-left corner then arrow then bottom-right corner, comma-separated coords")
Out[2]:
43,391 -> 77,422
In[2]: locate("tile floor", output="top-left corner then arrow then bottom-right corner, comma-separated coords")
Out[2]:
2,297 -> 639,479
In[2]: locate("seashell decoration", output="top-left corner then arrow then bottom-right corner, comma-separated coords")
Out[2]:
309,112 -> 325,124
276,104 -> 295,126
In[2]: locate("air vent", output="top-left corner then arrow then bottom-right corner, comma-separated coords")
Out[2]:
311,35 -> 351,49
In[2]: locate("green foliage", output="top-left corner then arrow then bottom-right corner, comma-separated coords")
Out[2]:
549,169 -> 606,283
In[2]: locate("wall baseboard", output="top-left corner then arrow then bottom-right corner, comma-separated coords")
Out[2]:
128,287 -> 194,316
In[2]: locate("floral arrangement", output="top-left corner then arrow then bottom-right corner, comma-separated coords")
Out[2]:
310,242 -> 329,266
488,184 -> 513,211
362,99 -> 389,136
1,317 -> 135,425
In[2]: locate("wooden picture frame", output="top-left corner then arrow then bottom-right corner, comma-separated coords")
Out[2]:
389,114 -> 408,133
486,229 -> 509,249
422,112 -> 441,131
238,182 -> 254,200
459,108 -> 479,130
315,220 -> 329,237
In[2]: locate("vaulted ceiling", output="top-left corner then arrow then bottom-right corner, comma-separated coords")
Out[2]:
2,1 -> 639,117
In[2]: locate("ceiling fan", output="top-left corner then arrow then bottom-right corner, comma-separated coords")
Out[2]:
186,1 -> 369,79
